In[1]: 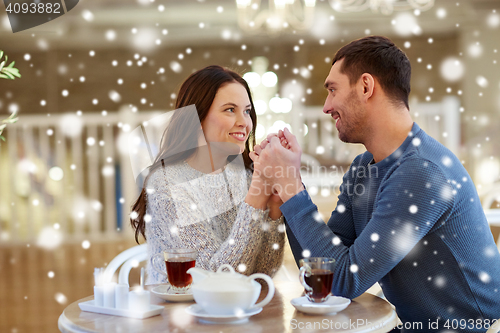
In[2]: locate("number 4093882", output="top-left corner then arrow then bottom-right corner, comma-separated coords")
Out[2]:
6,2 -> 62,14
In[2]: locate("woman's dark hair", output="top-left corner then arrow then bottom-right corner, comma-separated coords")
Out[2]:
131,65 -> 257,243
332,35 -> 411,109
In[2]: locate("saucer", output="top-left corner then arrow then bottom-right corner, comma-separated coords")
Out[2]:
185,304 -> 262,324
291,296 -> 351,315
150,284 -> 194,302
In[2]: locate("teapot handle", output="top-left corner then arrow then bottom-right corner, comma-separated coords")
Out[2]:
150,253 -> 168,279
216,264 -> 235,274
247,273 -> 275,310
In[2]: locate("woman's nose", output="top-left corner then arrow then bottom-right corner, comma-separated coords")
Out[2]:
235,112 -> 247,126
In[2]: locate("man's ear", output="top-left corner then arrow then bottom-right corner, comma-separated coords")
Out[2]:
360,73 -> 375,102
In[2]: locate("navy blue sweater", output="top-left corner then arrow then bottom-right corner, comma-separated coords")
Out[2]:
282,123 -> 500,332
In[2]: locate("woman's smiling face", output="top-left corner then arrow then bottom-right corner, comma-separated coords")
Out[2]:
201,82 -> 253,153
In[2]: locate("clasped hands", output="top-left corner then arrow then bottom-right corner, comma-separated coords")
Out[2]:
249,128 -> 305,206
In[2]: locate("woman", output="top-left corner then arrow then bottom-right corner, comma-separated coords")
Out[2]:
130,65 -> 285,284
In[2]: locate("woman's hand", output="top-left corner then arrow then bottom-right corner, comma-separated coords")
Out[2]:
255,130 -> 290,154
248,127 -> 298,211
267,189 -> 283,220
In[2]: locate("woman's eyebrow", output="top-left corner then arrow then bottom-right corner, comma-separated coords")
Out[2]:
220,103 -> 252,108
221,102 -> 237,107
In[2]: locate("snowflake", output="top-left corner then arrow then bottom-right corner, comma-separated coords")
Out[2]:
434,276 -> 446,288
36,227 -> 63,250
55,293 -> 68,305
261,222 -> 270,231
313,211 -> 324,222
479,272 -> 491,283
441,156 -> 453,167
441,186 -> 453,201
484,246 -> 497,258
251,210 -> 261,220
440,57 -> 464,82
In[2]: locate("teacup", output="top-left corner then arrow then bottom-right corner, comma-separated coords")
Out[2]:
151,248 -> 197,293
299,257 -> 336,303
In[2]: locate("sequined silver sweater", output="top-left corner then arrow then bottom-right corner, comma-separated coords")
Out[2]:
145,158 -> 285,284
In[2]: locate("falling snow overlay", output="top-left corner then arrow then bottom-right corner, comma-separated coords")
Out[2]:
1,1 -> 500,331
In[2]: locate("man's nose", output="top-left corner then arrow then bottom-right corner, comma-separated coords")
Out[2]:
323,96 -> 333,114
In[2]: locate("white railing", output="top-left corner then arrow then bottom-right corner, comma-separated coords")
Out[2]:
410,96 -> 461,156
0,109 -> 167,244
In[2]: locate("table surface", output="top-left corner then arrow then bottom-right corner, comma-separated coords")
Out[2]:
58,281 -> 397,333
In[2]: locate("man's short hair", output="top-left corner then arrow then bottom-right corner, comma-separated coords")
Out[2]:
332,36 -> 411,109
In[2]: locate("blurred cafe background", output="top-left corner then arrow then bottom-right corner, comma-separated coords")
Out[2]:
1,0 -> 500,331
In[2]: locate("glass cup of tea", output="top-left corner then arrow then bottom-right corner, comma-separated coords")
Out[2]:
299,257 -> 336,303
151,248 -> 197,294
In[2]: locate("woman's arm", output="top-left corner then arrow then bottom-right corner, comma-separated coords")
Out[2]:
244,170 -> 285,276
146,167 -> 274,283
252,215 -> 285,277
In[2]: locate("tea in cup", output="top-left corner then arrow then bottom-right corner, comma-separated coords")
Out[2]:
151,248 -> 197,293
299,257 -> 336,303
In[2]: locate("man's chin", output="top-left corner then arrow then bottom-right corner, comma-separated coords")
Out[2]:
338,132 -> 349,143
339,133 -> 362,145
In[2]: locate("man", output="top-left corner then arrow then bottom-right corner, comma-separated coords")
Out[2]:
250,36 -> 500,332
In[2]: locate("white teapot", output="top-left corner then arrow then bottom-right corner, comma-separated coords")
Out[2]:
187,264 -> 275,315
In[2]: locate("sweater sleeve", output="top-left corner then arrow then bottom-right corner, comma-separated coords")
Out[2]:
285,159 -> 358,268
253,215 -> 286,277
281,157 -> 454,299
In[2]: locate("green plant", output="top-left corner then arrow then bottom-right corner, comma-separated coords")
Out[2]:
0,110 -> 18,141
0,50 -> 20,142
0,50 -> 21,80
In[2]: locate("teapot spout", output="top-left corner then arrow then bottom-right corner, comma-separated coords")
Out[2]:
187,267 -> 210,284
